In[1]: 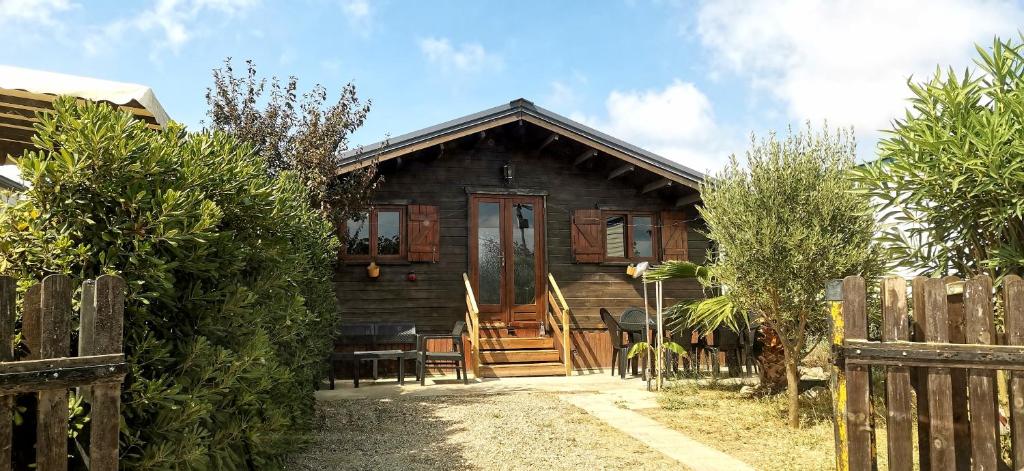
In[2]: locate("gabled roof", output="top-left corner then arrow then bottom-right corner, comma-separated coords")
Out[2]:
337,98 -> 705,189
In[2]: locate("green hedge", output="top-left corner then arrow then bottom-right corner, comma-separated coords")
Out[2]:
0,98 -> 339,469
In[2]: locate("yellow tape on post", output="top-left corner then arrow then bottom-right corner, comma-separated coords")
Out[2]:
826,280 -> 849,471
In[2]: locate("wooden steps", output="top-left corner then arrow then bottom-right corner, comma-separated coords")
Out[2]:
478,362 -> 566,378
480,349 -> 560,363
480,337 -> 551,350
476,335 -> 566,378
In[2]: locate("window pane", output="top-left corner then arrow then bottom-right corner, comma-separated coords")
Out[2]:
345,212 -> 370,255
477,202 -> 502,305
377,210 -> 401,255
512,203 -> 536,305
633,216 -> 653,258
605,215 -> 626,258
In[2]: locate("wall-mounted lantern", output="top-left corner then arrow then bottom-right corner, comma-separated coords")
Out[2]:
502,161 -> 514,185
367,261 -> 380,279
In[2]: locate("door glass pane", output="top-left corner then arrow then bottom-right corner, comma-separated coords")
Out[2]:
512,203 -> 536,305
633,216 -> 653,258
477,202 -> 502,305
605,215 -> 626,258
377,210 -> 401,255
345,212 -> 370,255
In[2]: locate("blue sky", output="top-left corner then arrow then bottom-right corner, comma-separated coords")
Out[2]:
3,0 -> 1024,175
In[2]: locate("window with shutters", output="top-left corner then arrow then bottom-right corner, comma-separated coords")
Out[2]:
572,209 -> 687,263
341,205 -> 406,261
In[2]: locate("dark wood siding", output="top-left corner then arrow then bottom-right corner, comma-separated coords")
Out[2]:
335,137 -> 708,334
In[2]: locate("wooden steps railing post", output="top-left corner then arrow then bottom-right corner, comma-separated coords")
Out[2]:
880,277 -> 912,471
38,274 -> 72,471
463,274 -> 480,378
1006,274 -> 1024,469
547,274 -> 571,376
0,277 -> 14,471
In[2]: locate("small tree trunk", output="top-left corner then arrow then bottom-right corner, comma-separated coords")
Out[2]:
756,325 -> 787,392
784,347 -> 801,429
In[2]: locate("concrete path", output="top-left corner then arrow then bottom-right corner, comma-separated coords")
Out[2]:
316,372 -> 759,470
561,393 -> 755,471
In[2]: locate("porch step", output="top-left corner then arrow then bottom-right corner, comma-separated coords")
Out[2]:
478,362 -> 566,378
480,337 -> 553,350
480,349 -> 560,364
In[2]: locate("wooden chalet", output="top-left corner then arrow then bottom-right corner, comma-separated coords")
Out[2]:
336,98 -> 709,377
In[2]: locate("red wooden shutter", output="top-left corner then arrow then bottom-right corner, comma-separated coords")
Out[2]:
407,205 -> 439,262
572,209 -> 603,263
660,211 -> 688,261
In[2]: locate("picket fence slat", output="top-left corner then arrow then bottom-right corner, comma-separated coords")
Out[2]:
962,275 -> 999,470
921,277 -> 958,466
910,276 -> 932,471
88,274 -> 125,471
1007,275 -> 1024,470
0,277 -> 14,471
943,276 -> 971,471
881,277 -> 913,471
842,276 -> 875,469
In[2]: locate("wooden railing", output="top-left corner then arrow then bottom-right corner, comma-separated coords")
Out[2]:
0,274 -> 127,471
546,274 -> 572,376
463,273 -> 481,377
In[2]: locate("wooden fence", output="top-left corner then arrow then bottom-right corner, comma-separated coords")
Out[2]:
0,274 -> 127,471
831,274 -> 1024,470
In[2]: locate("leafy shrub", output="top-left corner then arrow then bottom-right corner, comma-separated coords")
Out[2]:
0,97 -> 339,469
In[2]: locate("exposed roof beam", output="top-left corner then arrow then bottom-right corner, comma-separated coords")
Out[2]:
641,178 -> 672,194
675,193 -> 702,207
536,133 -> 558,153
573,149 -> 598,166
607,164 -> 634,180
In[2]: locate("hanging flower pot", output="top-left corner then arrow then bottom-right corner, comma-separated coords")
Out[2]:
367,261 -> 380,279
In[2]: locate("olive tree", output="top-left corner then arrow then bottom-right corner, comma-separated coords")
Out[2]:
853,36 -> 1024,280
701,125 -> 884,428
205,58 -> 378,228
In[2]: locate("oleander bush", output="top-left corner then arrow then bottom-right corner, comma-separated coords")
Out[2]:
0,97 -> 339,469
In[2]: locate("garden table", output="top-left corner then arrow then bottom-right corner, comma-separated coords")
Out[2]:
329,349 -> 418,389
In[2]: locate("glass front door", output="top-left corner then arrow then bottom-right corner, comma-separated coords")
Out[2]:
470,195 -> 545,330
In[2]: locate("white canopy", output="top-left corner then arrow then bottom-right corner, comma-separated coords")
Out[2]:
0,65 -> 169,126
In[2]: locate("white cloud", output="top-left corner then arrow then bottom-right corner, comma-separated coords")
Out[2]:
696,0 -> 1024,137
418,37 -> 503,74
340,0 -> 372,35
84,0 -> 258,57
575,80 -> 735,173
0,0 -> 73,26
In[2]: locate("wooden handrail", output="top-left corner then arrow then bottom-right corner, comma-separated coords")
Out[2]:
547,273 -> 572,376
463,273 -> 481,377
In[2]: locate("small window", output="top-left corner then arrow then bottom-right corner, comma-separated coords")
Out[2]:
603,212 -> 657,262
342,206 -> 406,261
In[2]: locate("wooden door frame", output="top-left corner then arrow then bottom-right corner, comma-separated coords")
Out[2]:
468,193 -> 547,329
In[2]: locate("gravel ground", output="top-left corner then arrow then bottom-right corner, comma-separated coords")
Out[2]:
286,392 -> 678,470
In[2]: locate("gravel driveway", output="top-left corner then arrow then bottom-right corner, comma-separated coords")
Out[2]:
287,392 -> 678,470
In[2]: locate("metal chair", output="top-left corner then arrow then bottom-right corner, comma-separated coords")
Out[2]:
600,308 -> 631,379
417,321 -> 469,385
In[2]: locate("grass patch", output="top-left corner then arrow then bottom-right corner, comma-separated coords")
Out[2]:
645,381 -> 894,471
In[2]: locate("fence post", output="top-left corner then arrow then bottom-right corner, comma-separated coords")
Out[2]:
1004,274 -> 1024,469
842,275 -> 875,470
963,275 -> 999,470
826,279 -> 849,471
943,276 -> 971,470
880,277 -> 913,471
922,277 -> 956,466
88,275 -> 125,471
0,277 -> 15,471
37,274 -> 72,471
